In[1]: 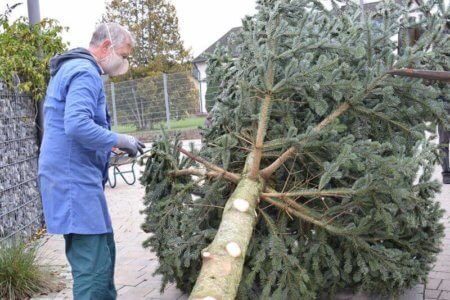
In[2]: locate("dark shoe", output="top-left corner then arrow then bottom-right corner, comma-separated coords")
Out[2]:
443,172 -> 450,184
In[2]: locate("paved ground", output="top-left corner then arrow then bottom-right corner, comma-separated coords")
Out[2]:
31,140 -> 450,300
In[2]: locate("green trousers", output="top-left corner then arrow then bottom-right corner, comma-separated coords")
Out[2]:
64,233 -> 117,300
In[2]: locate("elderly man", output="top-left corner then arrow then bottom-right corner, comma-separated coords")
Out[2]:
38,23 -> 143,299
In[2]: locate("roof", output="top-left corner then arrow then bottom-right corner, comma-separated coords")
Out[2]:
192,27 -> 242,64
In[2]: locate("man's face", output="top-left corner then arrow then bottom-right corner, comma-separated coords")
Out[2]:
111,42 -> 132,61
99,39 -> 132,61
98,38 -> 133,76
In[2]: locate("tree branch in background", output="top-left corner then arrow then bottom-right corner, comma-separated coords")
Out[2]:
177,147 -> 241,183
262,188 -> 356,199
260,102 -> 352,179
387,69 -> 450,83
170,169 -> 224,180
260,146 -> 296,179
249,93 -> 274,180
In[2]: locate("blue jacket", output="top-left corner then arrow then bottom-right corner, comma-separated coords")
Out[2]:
38,48 -> 118,234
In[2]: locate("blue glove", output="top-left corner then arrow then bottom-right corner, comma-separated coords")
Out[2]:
116,134 -> 145,157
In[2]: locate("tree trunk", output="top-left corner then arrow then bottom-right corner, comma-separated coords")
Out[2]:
189,157 -> 263,300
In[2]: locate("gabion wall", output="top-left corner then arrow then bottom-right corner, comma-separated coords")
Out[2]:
0,83 -> 43,246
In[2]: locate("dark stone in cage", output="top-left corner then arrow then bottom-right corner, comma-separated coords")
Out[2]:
0,85 -> 43,246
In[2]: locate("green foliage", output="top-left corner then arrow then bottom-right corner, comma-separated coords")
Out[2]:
109,56 -> 193,82
141,0 -> 449,298
0,12 -> 66,100
0,241 -> 54,299
103,0 -> 191,68
140,133 -> 226,292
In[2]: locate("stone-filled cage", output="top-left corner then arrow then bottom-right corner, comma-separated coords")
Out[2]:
0,82 -> 43,246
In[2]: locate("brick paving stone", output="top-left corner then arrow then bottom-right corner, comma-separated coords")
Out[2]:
427,278 -> 443,290
114,272 -> 147,287
136,279 -> 159,290
435,259 -> 450,267
115,265 -> 147,274
426,289 -> 442,299
141,274 -> 164,284
440,291 -> 450,300
435,265 -> 450,272
120,286 -> 156,299
399,292 -> 424,300
430,272 -> 450,280
117,285 -> 134,296
412,284 -> 425,293
440,280 -> 450,291
145,284 -> 185,300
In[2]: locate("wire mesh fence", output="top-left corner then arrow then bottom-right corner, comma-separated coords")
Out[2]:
104,71 -> 204,134
0,83 -> 43,247
204,82 -> 222,113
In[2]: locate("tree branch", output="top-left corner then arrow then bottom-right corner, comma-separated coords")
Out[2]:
249,93 -> 273,180
249,18 -> 278,181
262,188 -> 356,199
260,188 -> 367,239
314,102 -> 351,132
260,192 -> 405,256
170,169 -> 223,179
177,147 -> 241,183
260,102 -> 352,179
259,146 -> 296,179
261,195 -> 349,235
387,68 -> 450,82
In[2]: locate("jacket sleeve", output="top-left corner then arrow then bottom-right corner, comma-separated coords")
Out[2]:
64,70 -> 118,151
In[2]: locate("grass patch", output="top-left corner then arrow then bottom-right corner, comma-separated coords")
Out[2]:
112,116 -> 206,133
0,241 -> 55,299
156,116 -> 206,130
112,124 -> 138,134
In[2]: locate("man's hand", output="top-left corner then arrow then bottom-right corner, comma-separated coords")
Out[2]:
116,134 -> 145,157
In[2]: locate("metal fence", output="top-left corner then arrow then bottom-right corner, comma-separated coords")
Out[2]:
0,83 -> 43,246
104,71 -> 202,132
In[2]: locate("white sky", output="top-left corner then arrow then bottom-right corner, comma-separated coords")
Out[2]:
1,0 -> 258,58
2,0 -> 447,58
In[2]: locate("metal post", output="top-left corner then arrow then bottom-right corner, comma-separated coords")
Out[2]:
111,82 -> 118,128
163,73 -> 171,129
198,70 -> 203,113
27,0 -> 41,25
193,63 -> 204,113
359,0 -> 365,24
27,0 -> 44,147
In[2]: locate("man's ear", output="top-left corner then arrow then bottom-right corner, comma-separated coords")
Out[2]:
100,39 -> 112,55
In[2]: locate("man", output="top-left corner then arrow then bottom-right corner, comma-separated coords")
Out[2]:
38,23 -> 144,299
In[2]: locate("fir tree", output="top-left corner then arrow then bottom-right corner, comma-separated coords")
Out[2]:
103,0 -> 190,66
140,0 -> 449,299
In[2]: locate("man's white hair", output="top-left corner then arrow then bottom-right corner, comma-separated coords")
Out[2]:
89,22 -> 135,48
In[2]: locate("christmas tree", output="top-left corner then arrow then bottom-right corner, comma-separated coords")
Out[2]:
140,0 -> 449,299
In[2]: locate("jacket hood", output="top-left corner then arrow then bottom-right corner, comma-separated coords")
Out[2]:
50,47 -> 102,76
